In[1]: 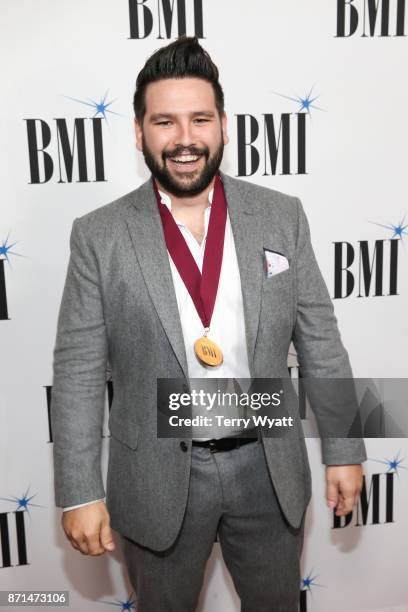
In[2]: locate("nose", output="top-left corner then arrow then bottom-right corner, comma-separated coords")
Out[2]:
174,120 -> 196,148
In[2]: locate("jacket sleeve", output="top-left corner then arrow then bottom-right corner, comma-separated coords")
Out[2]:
51,218 -> 108,507
291,198 -> 367,466
63,498 -> 105,512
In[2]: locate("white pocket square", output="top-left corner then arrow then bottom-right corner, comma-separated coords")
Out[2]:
264,249 -> 290,278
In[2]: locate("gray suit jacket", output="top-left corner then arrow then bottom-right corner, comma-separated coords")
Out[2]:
51,172 -> 367,551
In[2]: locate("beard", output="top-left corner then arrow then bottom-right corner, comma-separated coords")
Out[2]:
141,132 -> 224,198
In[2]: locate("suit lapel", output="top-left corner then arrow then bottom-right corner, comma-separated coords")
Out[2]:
126,178 -> 190,380
220,173 -> 264,377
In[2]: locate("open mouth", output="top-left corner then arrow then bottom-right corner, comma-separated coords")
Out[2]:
167,154 -> 204,170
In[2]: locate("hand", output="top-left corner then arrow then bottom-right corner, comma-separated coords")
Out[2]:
325,464 -> 363,516
62,501 -> 115,555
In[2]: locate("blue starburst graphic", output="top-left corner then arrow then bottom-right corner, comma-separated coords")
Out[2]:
370,451 -> 407,477
301,569 -> 325,592
369,215 -> 408,242
0,485 -> 45,519
99,593 -> 137,611
0,232 -> 24,268
272,85 -> 325,116
64,89 -> 122,124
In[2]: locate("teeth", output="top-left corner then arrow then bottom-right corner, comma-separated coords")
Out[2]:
171,155 -> 200,163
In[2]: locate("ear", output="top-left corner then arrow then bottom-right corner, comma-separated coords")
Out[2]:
221,112 -> 229,146
134,117 -> 143,152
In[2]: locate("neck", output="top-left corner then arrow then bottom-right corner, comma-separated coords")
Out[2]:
155,176 -> 216,213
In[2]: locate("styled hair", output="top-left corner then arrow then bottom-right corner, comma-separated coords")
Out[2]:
133,36 -> 224,121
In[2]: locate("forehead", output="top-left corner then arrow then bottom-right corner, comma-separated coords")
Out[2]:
144,78 -> 217,115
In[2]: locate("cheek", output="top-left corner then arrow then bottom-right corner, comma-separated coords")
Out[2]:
144,129 -> 171,156
199,132 -> 219,154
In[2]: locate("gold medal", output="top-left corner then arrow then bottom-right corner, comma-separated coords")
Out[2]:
194,329 -> 223,367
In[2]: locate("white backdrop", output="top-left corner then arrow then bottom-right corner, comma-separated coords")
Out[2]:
1,1 -> 408,610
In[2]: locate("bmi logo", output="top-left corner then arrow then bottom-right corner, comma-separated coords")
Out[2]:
24,91 -> 121,184
333,216 -> 407,298
0,233 -> 23,321
336,0 -> 406,37
128,0 -> 204,39
235,87 -> 323,177
0,486 -> 44,569
333,451 -> 406,528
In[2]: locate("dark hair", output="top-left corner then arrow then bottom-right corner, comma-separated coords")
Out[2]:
133,36 -> 224,122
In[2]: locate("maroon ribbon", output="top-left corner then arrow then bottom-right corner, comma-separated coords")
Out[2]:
153,174 -> 227,330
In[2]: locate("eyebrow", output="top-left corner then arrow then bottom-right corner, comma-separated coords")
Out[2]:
149,111 -> 216,122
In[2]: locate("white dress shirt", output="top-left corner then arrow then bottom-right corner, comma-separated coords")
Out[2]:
63,183 -> 251,511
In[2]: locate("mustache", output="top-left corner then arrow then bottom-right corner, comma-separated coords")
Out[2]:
162,146 -> 209,160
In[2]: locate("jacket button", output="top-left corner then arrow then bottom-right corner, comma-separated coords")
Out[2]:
180,441 -> 188,452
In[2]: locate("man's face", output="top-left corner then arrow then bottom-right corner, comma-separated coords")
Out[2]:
134,77 -> 229,197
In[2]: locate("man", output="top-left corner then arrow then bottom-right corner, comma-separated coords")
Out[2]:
51,37 -> 366,611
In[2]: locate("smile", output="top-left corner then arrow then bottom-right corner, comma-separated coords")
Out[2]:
168,154 -> 203,168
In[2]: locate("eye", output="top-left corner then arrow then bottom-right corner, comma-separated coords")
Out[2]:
194,118 -> 209,124
156,120 -> 172,126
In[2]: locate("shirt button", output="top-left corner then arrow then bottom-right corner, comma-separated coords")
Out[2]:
180,441 -> 188,452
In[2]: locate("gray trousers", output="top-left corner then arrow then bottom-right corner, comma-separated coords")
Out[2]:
121,437 -> 305,612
